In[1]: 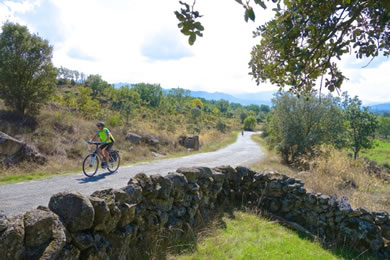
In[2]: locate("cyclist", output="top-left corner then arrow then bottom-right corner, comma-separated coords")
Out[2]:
90,122 -> 115,169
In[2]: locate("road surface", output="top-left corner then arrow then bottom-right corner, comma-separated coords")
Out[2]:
0,132 -> 263,216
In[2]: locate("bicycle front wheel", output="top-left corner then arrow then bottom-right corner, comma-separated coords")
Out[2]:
83,154 -> 99,177
108,151 -> 120,173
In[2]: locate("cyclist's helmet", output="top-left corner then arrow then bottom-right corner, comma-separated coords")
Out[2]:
96,121 -> 105,127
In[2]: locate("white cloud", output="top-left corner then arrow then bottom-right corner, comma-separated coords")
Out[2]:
0,0 -> 389,103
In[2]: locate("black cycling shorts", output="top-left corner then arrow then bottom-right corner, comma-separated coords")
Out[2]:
99,142 -> 114,151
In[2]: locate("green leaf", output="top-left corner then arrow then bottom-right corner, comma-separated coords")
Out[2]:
194,22 -> 204,31
189,33 -> 196,45
246,8 -> 255,22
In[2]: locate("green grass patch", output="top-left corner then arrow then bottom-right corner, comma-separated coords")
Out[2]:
174,212 -> 370,260
361,138 -> 390,165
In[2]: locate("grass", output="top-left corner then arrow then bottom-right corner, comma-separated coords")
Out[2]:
361,138 -> 390,165
173,212 -> 365,260
251,134 -> 390,212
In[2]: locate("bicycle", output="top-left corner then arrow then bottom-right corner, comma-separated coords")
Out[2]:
82,141 -> 120,177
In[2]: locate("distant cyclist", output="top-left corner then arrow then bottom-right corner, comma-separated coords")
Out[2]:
89,122 -> 115,169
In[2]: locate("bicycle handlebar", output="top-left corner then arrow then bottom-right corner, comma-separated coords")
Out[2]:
88,141 -> 102,145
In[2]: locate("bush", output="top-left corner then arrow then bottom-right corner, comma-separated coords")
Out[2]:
244,116 -> 256,131
216,119 -> 227,133
108,115 -> 123,127
191,107 -> 202,119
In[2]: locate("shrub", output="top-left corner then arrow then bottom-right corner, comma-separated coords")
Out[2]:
108,115 -> 123,127
216,119 -> 227,133
244,116 -> 256,131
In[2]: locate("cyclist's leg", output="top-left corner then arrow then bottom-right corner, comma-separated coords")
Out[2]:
104,143 -> 113,162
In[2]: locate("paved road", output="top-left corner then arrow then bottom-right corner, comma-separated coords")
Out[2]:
0,132 -> 263,216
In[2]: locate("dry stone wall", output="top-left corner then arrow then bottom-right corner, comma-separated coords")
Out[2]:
1,166 -> 390,259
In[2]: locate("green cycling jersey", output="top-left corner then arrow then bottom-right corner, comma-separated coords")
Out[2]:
97,127 -> 115,143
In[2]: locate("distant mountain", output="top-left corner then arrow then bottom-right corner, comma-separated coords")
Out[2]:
369,103 -> 390,113
113,82 -> 274,106
188,90 -> 273,106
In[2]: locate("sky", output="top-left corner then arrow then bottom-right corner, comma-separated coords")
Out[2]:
0,0 -> 389,104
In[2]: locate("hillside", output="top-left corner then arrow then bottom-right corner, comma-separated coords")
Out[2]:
370,102 -> 390,113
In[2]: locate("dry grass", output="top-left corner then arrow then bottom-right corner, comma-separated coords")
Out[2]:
0,103 -> 240,183
251,134 -> 390,212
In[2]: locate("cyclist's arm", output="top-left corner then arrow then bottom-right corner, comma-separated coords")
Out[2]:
105,130 -> 112,143
90,134 -> 98,142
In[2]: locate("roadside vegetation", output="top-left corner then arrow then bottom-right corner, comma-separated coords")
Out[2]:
172,211 -> 370,260
251,91 -> 390,213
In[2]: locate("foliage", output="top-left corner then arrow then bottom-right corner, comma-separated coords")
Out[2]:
266,92 -> 344,164
76,87 -> 101,119
342,93 -> 378,159
0,22 -> 57,116
249,0 -> 390,94
174,1 -> 204,45
168,88 -> 190,109
177,0 -> 390,94
108,115 -> 123,127
240,112 -> 248,123
216,119 -> 227,133
216,99 -> 229,114
133,83 -> 163,107
86,74 -> 110,98
190,107 -> 201,119
191,98 -> 204,109
212,107 -> 220,115
377,117 -> 390,139
244,116 -> 257,131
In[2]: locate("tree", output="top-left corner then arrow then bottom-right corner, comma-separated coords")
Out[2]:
342,93 -> 378,160
240,112 -> 248,123
267,92 -> 345,164
86,74 -> 109,98
168,87 -> 190,109
77,87 -> 100,119
378,117 -> 390,140
133,83 -> 163,107
216,99 -> 229,114
244,116 -> 257,131
212,107 -> 220,115
176,0 -> 390,94
0,22 -> 57,116
112,86 -> 141,124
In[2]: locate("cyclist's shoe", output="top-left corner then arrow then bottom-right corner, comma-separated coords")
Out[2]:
102,163 -> 108,169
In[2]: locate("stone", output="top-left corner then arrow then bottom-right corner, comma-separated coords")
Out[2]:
49,191 -> 95,232
150,174 -> 174,200
339,217 -> 384,251
373,211 -> 389,225
72,232 -> 94,251
143,135 -> 160,146
177,167 -> 212,183
58,244 -> 80,260
380,224 -> 390,240
178,136 -> 200,150
122,184 -> 143,204
0,215 -> 25,260
126,132 -> 142,144
24,209 -> 54,248
118,203 -> 137,227
91,188 -> 130,204
88,196 -> 110,231
267,181 -> 283,197
0,213 -> 8,232
0,131 -> 46,166
166,173 -> 188,202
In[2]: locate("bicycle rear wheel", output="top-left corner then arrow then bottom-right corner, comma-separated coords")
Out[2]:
83,154 -> 99,177
108,151 -> 120,173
